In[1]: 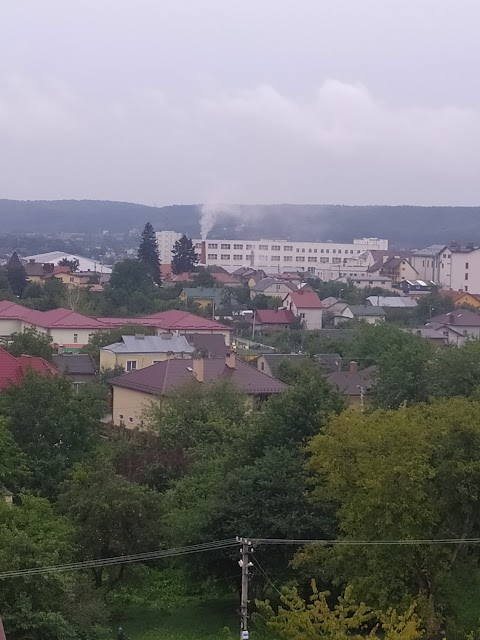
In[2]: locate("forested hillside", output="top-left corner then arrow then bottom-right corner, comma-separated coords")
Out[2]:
1,200 -> 480,247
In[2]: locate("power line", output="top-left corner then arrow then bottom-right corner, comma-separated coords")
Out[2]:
0,539 -> 237,580
254,537 -> 480,546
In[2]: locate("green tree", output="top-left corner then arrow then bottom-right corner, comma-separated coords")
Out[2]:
192,268 -> 215,288
7,251 -> 27,297
0,372 -> 101,496
251,294 -> 270,310
171,234 -> 198,274
0,419 -> 30,492
256,583 -> 423,639
59,459 -> 163,589
105,259 -> 157,315
58,257 -> 80,272
7,327 -> 54,361
137,222 -> 161,285
22,280 -> 44,299
0,496 -> 106,640
430,339 -> 480,399
305,399 -> 480,634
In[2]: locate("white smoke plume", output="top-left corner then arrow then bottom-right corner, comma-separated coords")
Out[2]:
199,202 -> 242,239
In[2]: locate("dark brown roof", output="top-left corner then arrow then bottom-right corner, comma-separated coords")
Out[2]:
110,357 -> 288,396
429,309 -> 480,327
327,366 -> 376,396
187,333 -> 228,357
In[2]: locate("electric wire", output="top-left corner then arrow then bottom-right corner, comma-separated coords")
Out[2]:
0,539 -> 237,580
253,537 -> 480,546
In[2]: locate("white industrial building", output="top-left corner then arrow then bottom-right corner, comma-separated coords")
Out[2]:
156,231 -> 388,277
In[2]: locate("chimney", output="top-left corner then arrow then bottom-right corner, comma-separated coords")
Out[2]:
200,241 -> 207,265
447,313 -> 454,325
225,350 -> 236,369
192,353 -> 205,382
349,361 -> 358,373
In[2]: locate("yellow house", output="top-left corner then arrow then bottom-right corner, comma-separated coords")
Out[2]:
100,333 -> 195,371
453,292 -> 480,309
110,352 -> 288,428
179,288 -> 225,309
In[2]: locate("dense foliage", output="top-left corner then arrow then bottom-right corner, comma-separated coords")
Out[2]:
171,234 -> 198,274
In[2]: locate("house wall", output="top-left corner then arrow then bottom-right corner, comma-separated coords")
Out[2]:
112,386 -> 154,428
0,318 -> 23,336
410,250 -> 452,286
256,355 -> 273,377
347,278 -> 393,290
251,283 -> 294,299
296,306 -> 323,330
454,293 -> 480,308
100,350 -> 188,371
46,327 -> 97,347
450,250 -> 480,293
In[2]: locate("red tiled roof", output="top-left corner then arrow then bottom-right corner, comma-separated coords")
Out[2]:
53,266 -> 71,274
284,290 -> 322,309
110,357 -> 288,396
100,310 -> 229,331
255,309 -> 295,324
0,301 -> 107,329
0,349 -> 57,392
211,272 -> 241,285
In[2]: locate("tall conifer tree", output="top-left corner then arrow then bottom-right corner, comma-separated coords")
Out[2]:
137,222 -> 161,285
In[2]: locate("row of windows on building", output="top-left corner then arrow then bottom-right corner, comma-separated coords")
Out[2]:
203,242 -> 362,255
207,254 -> 345,264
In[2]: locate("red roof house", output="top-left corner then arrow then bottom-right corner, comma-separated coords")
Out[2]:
283,289 -> 323,330
254,308 -> 295,330
0,348 -> 57,392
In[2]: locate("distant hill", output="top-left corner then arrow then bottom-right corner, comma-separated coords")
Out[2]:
1,199 -> 480,248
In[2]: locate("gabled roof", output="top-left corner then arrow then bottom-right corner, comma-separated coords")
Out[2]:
186,333 -> 227,357
284,290 -> 322,309
349,305 -> 386,317
103,334 -> 195,354
327,366 -> 376,396
99,310 -> 229,332
52,354 -> 96,375
367,296 -> 417,308
251,278 -> 296,292
429,309 -> 480,327
0,348 -> 57,392
411,245 -> 448,257
0,301 -> 106,330
255,309 -> 295,324
211,272 -> 241,285
110,357 -> 288,396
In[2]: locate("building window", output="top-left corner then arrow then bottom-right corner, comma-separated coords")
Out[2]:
284,245 -> 293,251
301,248 -> 305,253
233,244 -> 243,250
195,242 -> 202,249
443,253 -> 447,258
275,284 -> 281,291
296,256 -> 305,262
126,360 -> 137,371
271,255 -> 281,261
271,245 -> 280,251
152,360 -> 161,364
308,248 -> 312,253
320,257 -> 329,263
246,244 -> 253,250
296,248 -> 300,253
325,249 -> 329,253
308,256 -> 317,262
260,361 -> 265,371
220,254 -> 230,260
259,255 -> 268,261
307,267 -> 316,272
300,313 -> 306,319
465,273 -> 469,280
69,276 -> 75,283
259,244 -> 268,250
332,258 -> 341,264
314,249 -> 317,253
333,249 -> 336,253
466,262 -> 469,269
221,243 -> 231,250
73,334 -> 78,343
320,248 -> 324,253
208,243 -> 218,249
207,253 -> 217,260
350,250 -> 354,254
465,285 -> 469,291
233,254 -> 243,261
284,256 -> 293,262
119,414 -> 124,420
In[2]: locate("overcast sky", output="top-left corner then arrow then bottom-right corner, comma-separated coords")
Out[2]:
1,0 -> 480,206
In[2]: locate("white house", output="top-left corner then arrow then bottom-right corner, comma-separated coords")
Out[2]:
250,278 -> 296,299
283,290 -> 323,330
22,251 -> 112,274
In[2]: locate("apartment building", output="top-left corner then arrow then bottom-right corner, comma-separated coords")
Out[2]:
179,236 -> 387,274
449,245 -> 480,293
156,231 -> 182,264
410,245 -> 452,287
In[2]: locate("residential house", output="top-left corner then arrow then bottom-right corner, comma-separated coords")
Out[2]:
395,280 -> 435,295
22,258 -> 55,283
451,291 -> 480,309
410,245 -> 451,285
367,256 -> 418,284
0,348 -> 57,392
100,334 -> 196,371
110,352 -> 288,428
210,272 -> 242,287
250,278 -> 296,300
404,327 -> 448,348
427,309 -> 480,343
53,268 -> 107,289
163,272 -> 196,287
330,304 -> 385,326
283,289 -> 323,330
0,302 -> 233,348
366,296 -> 417,309
253,309 -> 295,331
327,361 -> 376,409
180,287 -> 225,309
52,353 -> 97,390
22,251 -> 112,274
0,485 -> 13,505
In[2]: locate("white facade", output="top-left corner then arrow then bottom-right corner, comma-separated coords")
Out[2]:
185,237 -> 389,275
156,231 -> 182,265
410,246 -> 452,287
450,248 -> 480,293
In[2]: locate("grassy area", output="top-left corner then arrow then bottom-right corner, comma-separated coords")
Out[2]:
111,599 -> 268,640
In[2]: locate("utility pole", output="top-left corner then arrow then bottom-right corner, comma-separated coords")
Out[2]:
237,536 -> 253,639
